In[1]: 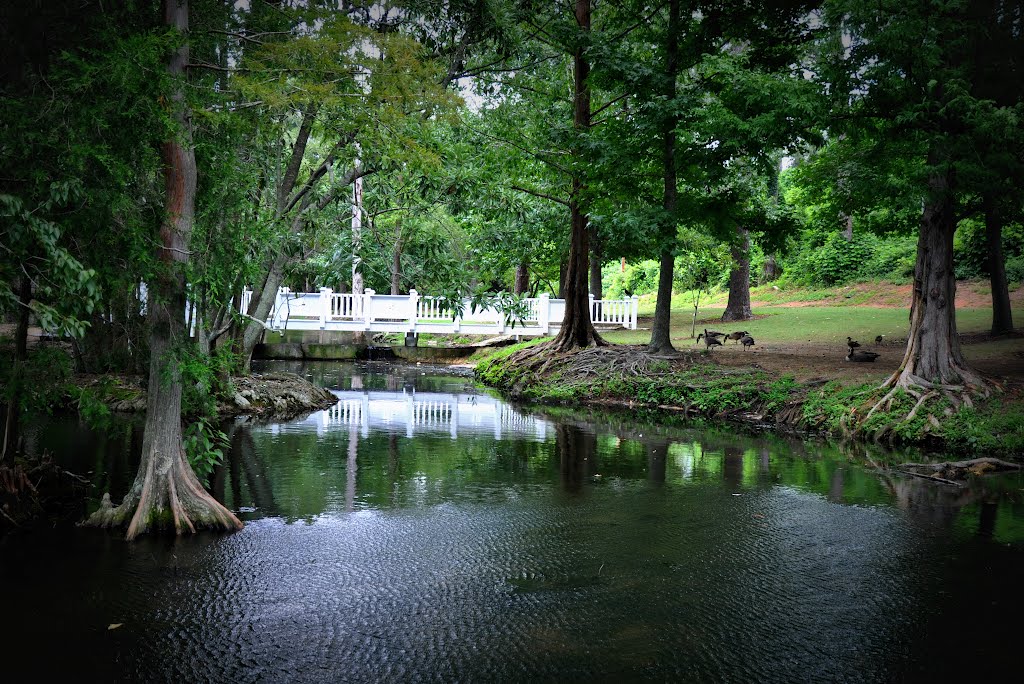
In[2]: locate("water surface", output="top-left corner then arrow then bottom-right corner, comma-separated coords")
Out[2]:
3,361 -> 1022,682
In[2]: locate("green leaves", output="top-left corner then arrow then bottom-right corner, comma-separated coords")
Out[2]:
184,418 -> 228,481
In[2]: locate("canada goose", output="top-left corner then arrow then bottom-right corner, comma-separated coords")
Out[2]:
875,335 -> 884,345
696,333 -> 723,350
697,329 -> 724,345
740,335 -> 755,350
725,331 -> 749,343
846,349 -> 880,362
847,336 -> 861,350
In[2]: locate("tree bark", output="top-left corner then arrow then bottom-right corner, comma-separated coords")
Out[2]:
551,0 -> 603,350
984,195 -> 1013,335
842,214 -> 853,241
514,261 -> 529,295
589,237 -> 603,300
648,0 -> 680,355
390,230 -> 403,295
721,226 -> 753,322
881,157 -> 986,392
762,254 -> 780,282
85,0 -> 242,540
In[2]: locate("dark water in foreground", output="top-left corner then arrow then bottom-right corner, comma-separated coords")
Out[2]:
3,361 -> 1023,683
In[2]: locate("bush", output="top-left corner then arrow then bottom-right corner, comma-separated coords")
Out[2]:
1006,255 -> 1024,284
605,259 -> 660,298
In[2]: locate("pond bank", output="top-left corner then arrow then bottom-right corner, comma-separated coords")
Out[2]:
474,341 -> 1024,462
72,371 -> 337,419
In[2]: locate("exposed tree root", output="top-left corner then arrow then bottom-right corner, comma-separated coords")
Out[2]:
898,457 -> 1021,481
866,364 -> 995,428
894,468 -> 965,488
85,447 -> 242,541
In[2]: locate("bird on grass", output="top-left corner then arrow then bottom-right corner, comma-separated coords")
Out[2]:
696,333 -> 723,350
740,335 -> 755,350
847,336 -> 861,350
875,335 -> 884,345
846,348 -> 880,362
697,329 -> 724,345
725,330 -> 750,344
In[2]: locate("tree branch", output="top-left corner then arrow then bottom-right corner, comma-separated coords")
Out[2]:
510,184 -> 570,207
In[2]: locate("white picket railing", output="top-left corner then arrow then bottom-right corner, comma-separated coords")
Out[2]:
231,288 -> 639,337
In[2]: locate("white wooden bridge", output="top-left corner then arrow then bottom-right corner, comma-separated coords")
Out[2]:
279,389 -> 552,441
239,288 -> 640,337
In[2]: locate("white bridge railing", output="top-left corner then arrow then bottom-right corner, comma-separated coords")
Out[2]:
237,288 -> 640,337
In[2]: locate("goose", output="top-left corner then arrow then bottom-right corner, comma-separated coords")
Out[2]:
875,335 -> 884,345
696,333 -> 723,350
725,330 -> 750,344
846,336 -> 861,350
740,335 -> 755,350
846,349 -> 880,362
697,329 -> 724,345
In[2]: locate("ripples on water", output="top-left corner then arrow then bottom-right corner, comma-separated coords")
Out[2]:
2,360 -> 1022,682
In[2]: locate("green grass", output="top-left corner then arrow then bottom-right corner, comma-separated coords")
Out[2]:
601,303 -> 1023,347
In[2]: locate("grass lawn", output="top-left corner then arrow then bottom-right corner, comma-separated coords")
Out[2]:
601,304 -> 1022,347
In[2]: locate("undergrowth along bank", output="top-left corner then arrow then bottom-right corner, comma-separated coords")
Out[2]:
474,341 -> 1024,461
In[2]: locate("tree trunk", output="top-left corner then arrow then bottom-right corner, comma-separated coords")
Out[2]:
881,159 -> 986,393
391,222 -> 402,295
984,196 -> 1013,335
648,0 -> 679,355
649,248 -> 676,353
514,261 -> 529,295
551,0 -> 603,351
721,226 -> 753,322
762,254 -> 780,282
85,0 -> 242,540
842,214 -> 853,241
589,237 -> 603,300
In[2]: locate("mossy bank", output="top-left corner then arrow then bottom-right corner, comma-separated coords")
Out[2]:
474,341 -> 1024,461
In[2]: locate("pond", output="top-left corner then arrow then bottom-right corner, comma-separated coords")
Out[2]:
3,360 -> 1023,683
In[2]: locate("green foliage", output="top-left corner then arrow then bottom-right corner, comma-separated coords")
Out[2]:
954,219 -> 1024,280
941,402 -> 1024,458
178,345 -> 239,419
779,226 -> 916,286
183,418 -> 227,481
605,260 -> 660,298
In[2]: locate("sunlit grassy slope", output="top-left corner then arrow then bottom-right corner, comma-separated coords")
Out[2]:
601,303 -> 1021,347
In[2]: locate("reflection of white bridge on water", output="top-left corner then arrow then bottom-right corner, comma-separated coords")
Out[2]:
289,390 -> 551,440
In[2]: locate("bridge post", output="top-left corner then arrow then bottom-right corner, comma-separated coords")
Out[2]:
538,293 -> 550,334
630,294 -> 640,330
589,293 -> 595,323
319,287 -> 332,329
363,289 -> 375,330
408,289 -> 418,333
273,287 -> 290,329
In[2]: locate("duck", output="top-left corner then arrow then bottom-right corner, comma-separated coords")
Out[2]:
696,333 -> 723,350
725,330 -> 750,344
740,335 -> 755,350
846,336 -> 861,350
846,349 -> 880,362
